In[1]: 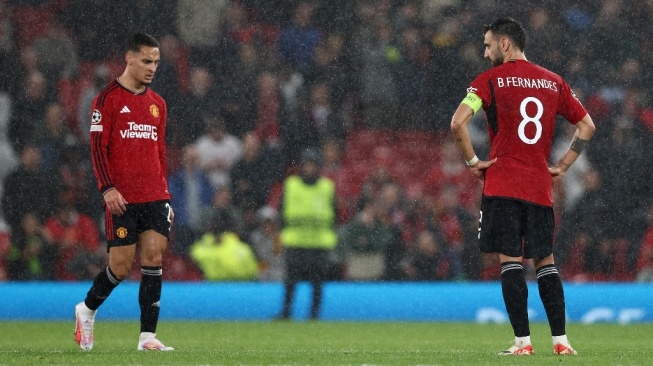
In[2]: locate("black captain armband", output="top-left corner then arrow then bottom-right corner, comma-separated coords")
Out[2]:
570,136 -> 590,154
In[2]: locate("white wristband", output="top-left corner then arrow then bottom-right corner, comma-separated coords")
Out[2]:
465,155 -> 479,167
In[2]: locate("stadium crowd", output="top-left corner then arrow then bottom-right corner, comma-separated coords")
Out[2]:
1,0 -> 653,282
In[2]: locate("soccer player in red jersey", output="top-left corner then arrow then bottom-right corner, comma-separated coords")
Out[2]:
74,33 -> 174,351
450,18 -> 595,356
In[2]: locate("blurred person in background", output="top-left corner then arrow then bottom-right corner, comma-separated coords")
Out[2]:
200,186 -> 245,238
43,188 -> 103,280
277,149 -> 337,320
339,200 -> 393,281
230,132 -> 282,210
8,70 -> 53,153
399,230 -> 454,281
177,0 -> 229,67
5,213 -> 57,280
249,206 -> 285,281
38,102 -> 79,171
277,1 -> 321,75
30,16 -> 78,82
194,114 -> 242,190
2,145 -> 58,243
190,210 -> 258,281
169,67 -> 219,147
168,146 -> 214,255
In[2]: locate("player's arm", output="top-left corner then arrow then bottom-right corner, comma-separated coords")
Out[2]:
450,93 -> 496,179
90,102 -> 128,215
549,113 -> 595,184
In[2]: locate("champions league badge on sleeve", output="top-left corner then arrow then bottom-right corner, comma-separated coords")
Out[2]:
91,109 -> 102,124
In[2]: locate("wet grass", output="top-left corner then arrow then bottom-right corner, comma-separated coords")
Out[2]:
0,321 -> 651,365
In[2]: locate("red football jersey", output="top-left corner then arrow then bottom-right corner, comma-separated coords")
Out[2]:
468,60 -> 587,206
90,80 -> 170,204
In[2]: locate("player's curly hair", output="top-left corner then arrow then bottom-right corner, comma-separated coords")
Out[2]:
483,17 -> 527,51
126,33 -> 159,53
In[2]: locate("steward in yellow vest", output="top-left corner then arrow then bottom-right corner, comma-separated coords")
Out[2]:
278,149 -> 337,320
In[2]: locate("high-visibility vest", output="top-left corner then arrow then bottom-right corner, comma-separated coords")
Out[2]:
190,232 -> 259,281
280,175 -> 337,249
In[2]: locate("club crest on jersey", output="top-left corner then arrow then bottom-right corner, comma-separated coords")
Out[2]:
91,109 -> 102,124
150,104 -> 159,117
116,227 -> 128,239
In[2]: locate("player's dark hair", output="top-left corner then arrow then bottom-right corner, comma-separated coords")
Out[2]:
483,17 -> 527,51
126,33 -> 159,53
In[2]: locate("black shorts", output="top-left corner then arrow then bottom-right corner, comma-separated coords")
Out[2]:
478,196 -> 554,259
105,200 -> 172,250
284,248 -> 328,282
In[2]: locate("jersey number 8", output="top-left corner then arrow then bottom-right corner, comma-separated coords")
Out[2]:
518,96 -> 543,145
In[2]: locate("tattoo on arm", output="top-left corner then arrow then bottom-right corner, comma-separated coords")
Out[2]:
570,136 -> 589,154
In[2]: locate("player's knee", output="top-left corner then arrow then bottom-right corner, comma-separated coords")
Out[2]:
109,263 -> 132,280
141,251 -> 164,267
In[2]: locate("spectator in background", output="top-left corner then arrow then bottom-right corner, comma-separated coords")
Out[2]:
551,123 -> 593,212
55,144 -> 99,218
9,71 -> 53,152
556,168 -> 610,265
277,1 -> 321,74
195,114 -> 243,190
394,25 -> 430,129
230,132 -> 282,210
308,82 -> 345,142
39,102 -> 78,171
399,230 -> 454,281
0,65 -> 17,220
177,0 -> 229,67
200,186 -> 244,239
77,65 -> 110,144
278,149 -> 337,320
190,210 -> 258,281
583,237 -> 615,281
43,189 -> 103,280
255,71 -> 285,147
151,34 -> 185,106
356,18 -> 400,129
249,206 -> 285,281
30,16 -> 78,82
340,201 -> 393,281
216,42 -> 259,137
168,146 -> 214,255
1,145 -> 58,240
169,67 -> 218,147
6,213 -> 57,280
0,6 -> 21,99
305,33 -> 352,110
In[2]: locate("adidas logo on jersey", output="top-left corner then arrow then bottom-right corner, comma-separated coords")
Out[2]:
120,106 -> 131,113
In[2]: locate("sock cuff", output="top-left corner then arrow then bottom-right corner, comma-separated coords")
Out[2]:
501,261 -> 523,274
106,266 -> 121,284
141,266 -> 163,276
536,264 -> 558,279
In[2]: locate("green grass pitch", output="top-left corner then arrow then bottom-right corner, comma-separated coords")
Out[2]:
0,321 -> 651,365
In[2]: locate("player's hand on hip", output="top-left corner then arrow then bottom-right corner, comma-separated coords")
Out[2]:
104,188 -> 128,216
469,158 -> 497,180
